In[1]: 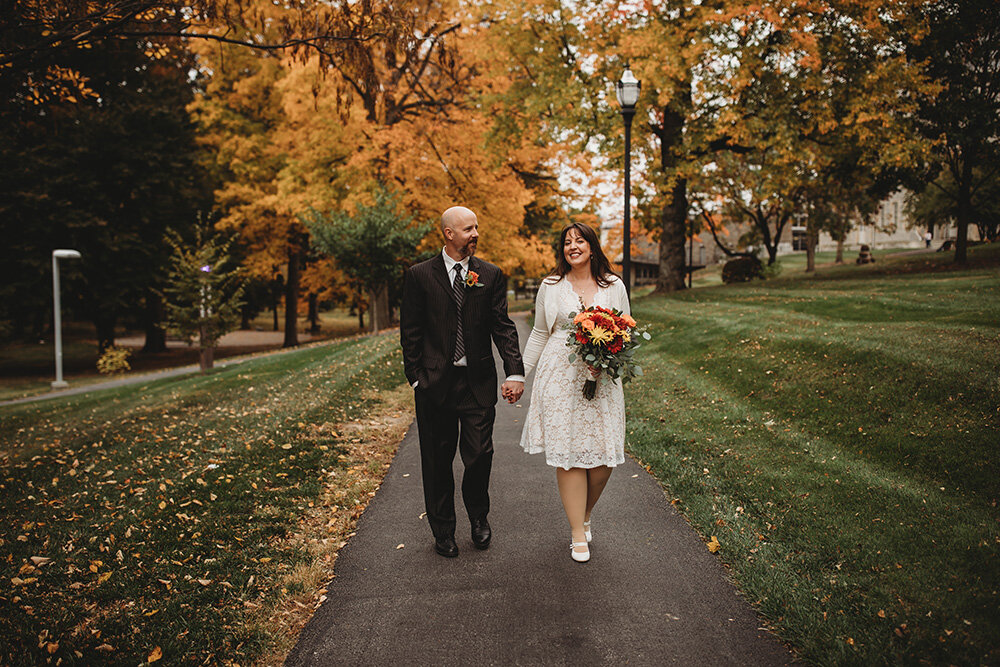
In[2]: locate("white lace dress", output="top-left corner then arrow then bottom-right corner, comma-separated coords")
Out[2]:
519,276 -> 629,470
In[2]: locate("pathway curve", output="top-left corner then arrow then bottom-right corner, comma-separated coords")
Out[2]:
286,315 -> 796,666
0,334 -> 364,408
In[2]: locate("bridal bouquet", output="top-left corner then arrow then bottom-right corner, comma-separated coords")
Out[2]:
566,306 -> 650,399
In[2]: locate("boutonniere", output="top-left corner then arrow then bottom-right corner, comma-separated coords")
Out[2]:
464,270 -> 485,288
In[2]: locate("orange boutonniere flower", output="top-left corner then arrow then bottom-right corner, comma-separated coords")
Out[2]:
464,270 -> 484,288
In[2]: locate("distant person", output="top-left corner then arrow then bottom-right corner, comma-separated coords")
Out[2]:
399,206 -> 524,558
518,223 -> 630,563
924,230 -> 932,248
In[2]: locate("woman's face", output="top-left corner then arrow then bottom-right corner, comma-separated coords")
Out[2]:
563,228 -> 592,269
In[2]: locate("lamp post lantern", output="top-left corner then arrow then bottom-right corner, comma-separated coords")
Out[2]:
51,249 -> 81,389
616,66 -> 640,296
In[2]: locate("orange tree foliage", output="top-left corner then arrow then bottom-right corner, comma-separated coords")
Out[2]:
481,0 -> 933,289
0,0 -> 401,112
191,0 -> 562,334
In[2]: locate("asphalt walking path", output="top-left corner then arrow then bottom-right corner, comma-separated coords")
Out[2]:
286,315 -> 796,666
0,333 -> 355,408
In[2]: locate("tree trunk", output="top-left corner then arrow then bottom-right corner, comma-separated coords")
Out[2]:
283,250 -> 300,347
94,313 -> 116,352
954,158 -> 972,264
367,285 -> 391,332
307,292 -> 320,334
271,281 -> 280,332
198,323 -> 214,371
765,244 -> 778,266
142,290 -> 167,353
368,287 -> 380,332
835,237 -> 845,264
654,100 -> 690,294
805,220 -> 819,273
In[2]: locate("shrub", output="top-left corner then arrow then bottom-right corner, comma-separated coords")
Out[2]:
721,256 -> 764,283
97,345 -> 132,375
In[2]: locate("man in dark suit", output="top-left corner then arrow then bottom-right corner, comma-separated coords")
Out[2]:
400,206 -> 525,557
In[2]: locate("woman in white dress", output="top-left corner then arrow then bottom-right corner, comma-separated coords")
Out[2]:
519,223 -> 630,563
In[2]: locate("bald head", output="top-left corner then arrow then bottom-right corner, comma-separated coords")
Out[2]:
440,206 -> 479,260
441,206 -> 476,233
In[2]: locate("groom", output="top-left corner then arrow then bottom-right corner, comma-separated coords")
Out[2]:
400,205 -> 524,558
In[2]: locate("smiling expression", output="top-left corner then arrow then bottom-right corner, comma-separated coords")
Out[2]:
563,227 -> 592,268
443,207 -> 479,259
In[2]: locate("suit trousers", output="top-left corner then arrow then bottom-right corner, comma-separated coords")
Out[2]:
414,365 -> 496,539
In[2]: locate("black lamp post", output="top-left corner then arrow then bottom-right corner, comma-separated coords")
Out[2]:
616,66 -> 640,296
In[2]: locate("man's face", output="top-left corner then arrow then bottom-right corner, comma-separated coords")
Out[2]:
447,213 -> 479,258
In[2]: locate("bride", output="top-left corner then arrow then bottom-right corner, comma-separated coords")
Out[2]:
519,222 -> 630,562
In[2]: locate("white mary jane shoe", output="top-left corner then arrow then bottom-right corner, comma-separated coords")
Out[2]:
571,540 -> 590,563
583,520 -> 592,543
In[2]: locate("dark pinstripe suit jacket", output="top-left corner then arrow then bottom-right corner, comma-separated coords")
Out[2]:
400,254 -> 524,407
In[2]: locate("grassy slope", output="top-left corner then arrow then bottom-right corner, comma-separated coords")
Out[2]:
0,309 -> 366,402
626,245 -> 1000,664
0,333 -> 407,665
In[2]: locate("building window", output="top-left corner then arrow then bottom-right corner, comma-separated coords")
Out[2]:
791,225 -> 808,251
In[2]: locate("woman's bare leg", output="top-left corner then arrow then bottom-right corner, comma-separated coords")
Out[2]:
584,465 -> 613,522
556,467 -> 588,552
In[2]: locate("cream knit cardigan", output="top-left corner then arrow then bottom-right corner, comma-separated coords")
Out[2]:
521,274 -> 630,377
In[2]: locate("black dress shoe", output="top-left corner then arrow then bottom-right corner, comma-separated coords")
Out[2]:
471,517 -> 491,550
434,536 -> 459,558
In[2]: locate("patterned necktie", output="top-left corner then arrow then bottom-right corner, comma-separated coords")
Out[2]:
452,263 -> 465,363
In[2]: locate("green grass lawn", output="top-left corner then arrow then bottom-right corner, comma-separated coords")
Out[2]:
627,244 -> 1000,664
0,332 -> 408,665
689,247 -> 928,289
0,309 -> 367,402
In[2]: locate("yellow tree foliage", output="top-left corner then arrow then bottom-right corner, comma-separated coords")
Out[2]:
481,0 -> 933,289
191,0 -> 568,334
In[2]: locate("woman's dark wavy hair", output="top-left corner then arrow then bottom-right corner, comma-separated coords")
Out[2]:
546,222 -> 619,288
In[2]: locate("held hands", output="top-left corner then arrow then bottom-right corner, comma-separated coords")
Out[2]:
501,380 -> 524,404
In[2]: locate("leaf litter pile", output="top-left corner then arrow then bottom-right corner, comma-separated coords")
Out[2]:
0,333 -> 411,665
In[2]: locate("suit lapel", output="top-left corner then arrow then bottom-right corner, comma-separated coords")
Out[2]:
430,254 -> 454,302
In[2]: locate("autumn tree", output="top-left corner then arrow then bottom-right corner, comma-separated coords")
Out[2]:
188,35 -> 313,348
483,1 -> 934,290
0,0 -> 400,113
318,0 -> 555,276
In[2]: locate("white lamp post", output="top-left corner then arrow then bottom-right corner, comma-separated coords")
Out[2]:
51,249 -> 81,389
615,66 -> 641,296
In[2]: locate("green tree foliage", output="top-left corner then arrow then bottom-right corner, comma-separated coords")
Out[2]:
303,187 -> 430,332
906,167 -> 1000,244
907,0 -> 1000,263
162,228 -> 245,371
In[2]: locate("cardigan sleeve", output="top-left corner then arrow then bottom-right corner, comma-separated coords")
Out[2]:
615,277 -> 632,316
522,280 -> 553,377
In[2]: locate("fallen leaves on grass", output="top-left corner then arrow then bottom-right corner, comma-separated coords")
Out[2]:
254,383 -> 414,667
707,536 -> 721,553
